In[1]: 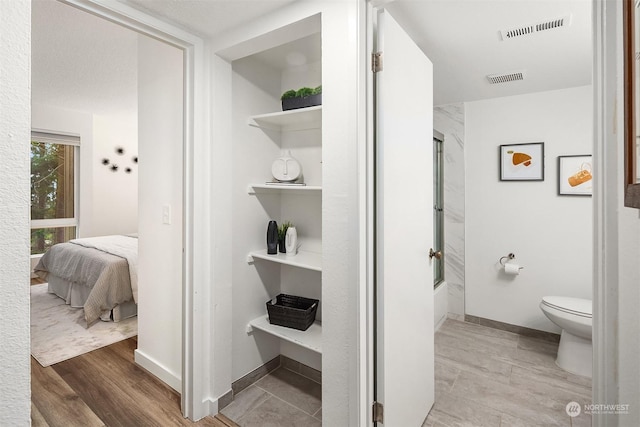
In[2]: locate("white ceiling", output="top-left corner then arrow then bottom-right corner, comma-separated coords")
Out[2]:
119,0 -> 298,39
31,0 -> 592,114
386,0 -> 592,105
32,0 -> 139,115
250,32 -> 322,70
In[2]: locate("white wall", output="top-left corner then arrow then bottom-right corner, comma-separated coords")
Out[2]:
135,34 -> 184,391
616,194 -> 640,422
309,5 -> 362,423
231,55 -> 283,380
0,1 -> 31,424
31,104 -> 138,238
465,85 -> 593,332
92,112 -> 138,235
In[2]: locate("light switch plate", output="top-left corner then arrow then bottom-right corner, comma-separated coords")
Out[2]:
162,204 -> 171,225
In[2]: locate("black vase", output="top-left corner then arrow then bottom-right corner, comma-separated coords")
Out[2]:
278,239 -> 286,254
267,220 -> 278,254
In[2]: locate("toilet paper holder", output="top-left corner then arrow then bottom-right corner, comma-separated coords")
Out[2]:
499,253 -> 516,266
499,253 -> 524,271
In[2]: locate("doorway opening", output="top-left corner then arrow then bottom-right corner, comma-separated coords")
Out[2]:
30,0 -> 190,416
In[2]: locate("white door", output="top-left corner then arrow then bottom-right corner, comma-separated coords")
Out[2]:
375,8 -> 435,426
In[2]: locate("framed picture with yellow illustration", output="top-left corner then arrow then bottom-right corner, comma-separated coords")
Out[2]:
558,155 -> 592,196
499,142 -> 544,181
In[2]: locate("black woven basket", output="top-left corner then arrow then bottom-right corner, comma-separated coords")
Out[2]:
266,294 -> 319,331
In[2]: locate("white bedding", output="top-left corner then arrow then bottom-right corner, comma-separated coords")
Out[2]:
70,235 -> 139,303
35,234 -> 138,325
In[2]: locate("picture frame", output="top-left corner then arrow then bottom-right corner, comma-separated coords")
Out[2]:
499,142 -> 544,181
558,155 -> 593,196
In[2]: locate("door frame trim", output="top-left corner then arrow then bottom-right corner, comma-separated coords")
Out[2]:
592,0 -> 620,425
58,0 -> 209,419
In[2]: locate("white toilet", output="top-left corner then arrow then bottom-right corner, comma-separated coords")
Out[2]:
539,296 -> 592,378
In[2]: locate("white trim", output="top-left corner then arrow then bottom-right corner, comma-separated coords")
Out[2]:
134,349 -> 181,392
59,0 -> 209,420
30,219 -> 77,229
59,0 -> 201,49
592,0 -> 619,426
364,2 -> 376,426
31,130 -> 80,146
358,2 -> 374,426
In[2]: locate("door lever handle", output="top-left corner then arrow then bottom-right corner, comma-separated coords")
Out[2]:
429,248 -> 442,260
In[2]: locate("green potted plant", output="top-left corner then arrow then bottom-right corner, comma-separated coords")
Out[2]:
277,221 -> 293,253
281,85 -> 322,111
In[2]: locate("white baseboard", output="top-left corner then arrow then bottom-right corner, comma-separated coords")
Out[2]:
134,349 -> 181,392
134,349 -> 218,421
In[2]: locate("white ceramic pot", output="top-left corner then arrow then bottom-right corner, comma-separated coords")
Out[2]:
285,226 -> 297,256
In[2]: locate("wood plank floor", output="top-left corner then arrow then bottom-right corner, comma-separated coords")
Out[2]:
31,337 -> 237,427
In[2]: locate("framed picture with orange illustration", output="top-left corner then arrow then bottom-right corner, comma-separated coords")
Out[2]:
499,142 -> 544,181
558,155 -> 593,196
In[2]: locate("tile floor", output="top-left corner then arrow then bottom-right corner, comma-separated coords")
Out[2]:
424,319 -> 592,426
221,318 -> 592,426
221,365 -> 322,426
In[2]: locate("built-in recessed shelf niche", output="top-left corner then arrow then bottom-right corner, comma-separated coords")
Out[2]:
230,13 -> 323,379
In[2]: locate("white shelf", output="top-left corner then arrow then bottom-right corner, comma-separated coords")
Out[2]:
247,183 -> 322,194
248,249 -> 322,272
248,105 -> 322,131
249,315 -> 322,354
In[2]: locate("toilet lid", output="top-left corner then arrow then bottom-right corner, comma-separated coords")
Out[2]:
542,296 -> 592,318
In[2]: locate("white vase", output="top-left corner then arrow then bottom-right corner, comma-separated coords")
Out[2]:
285,226 -> 297,256
271,150 -> 301,182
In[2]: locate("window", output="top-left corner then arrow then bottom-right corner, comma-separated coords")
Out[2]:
30,131 -> 79,255
433,134 -> 444,286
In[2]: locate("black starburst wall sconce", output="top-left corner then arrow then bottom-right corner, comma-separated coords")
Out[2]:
101,147 -> 138,174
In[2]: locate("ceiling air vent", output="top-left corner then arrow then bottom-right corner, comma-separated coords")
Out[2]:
501,25 -> 534,40
500,15 -> 572,41
487,71 -> 525,85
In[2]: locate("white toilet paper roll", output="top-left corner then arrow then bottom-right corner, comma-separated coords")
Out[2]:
504,262 -> 521,275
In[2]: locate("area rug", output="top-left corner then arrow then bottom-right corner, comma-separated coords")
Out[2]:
30,283 -> 137,367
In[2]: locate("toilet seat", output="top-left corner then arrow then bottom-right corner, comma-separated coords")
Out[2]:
542,296 -> 592,319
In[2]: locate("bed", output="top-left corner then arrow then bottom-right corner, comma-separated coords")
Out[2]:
34,234 -> 138,326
